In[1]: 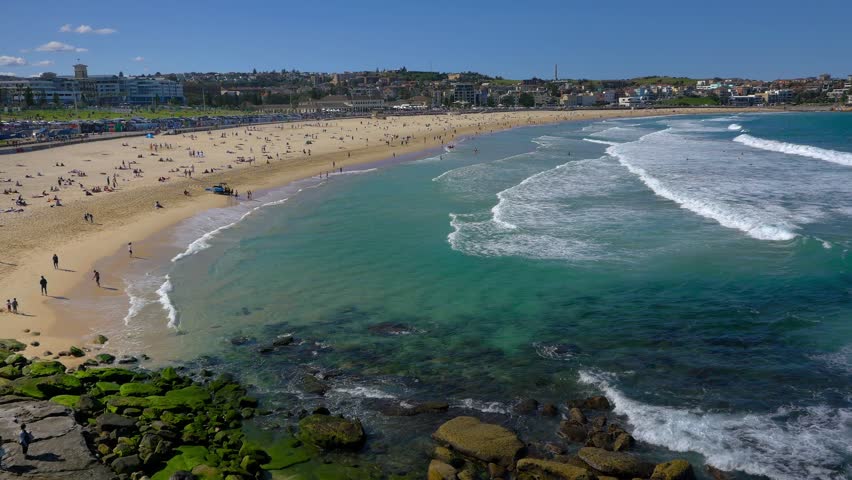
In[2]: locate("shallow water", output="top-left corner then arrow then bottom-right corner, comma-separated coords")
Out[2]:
110,113 -> 852,479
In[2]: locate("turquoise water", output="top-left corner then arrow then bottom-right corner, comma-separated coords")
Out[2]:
118,113 -> 851,479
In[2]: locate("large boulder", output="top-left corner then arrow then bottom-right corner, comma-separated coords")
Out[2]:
96,412 -> 137,431
557,420 -> 588,443
299,374 -> 329,395
433,416 -> 524,467
112,454 -> 141,474
651,459 -> 696,480
298,414 -> 365,450
577,447 -> 654,478
516,458 -> 595,480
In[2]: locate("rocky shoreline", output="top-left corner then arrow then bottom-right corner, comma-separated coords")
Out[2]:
0,336 -> 726,480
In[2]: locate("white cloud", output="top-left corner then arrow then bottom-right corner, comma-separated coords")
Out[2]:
34,60 -> 54,66
0,55 -> 27,66
0,72 -> 17,77
36,41 -> 88,53
133,56 -> 144,62
60,24 -> 117,35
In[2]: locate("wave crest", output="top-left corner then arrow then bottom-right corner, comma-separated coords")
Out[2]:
734,134 -> 852,167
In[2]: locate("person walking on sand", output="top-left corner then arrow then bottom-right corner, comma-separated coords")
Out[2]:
92,270 -> 100,287
39,276 -> 48,296
5,299 -> 10,313
19,424 -> 33,459
52,253 -> 59,269
128,242 -> 133,258
11,298 -> 17,314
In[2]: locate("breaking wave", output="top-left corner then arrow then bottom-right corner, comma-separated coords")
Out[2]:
734,134 -> 852,167
607,132 -> 798,241
579,370 -> 852,480
155,275 -> 178,328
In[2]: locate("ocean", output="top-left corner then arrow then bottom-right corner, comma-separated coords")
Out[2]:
104,112 -> 852,479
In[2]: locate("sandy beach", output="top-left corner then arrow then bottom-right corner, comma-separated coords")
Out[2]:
0,108 -> 764,363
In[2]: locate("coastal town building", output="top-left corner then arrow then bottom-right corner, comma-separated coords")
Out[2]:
0,64 -> 184,106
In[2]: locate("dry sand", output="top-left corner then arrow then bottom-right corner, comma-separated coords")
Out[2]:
0,108 -> 763,363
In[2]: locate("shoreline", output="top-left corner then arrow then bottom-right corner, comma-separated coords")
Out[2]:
0,107 -> 768,364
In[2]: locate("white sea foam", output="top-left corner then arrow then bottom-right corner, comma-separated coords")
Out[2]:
579,370 -> 852,480
608,132 -> 798,241
810,344 -> 852,375
582,138 -> 620,146
171,197 -> 294,262
532,135 -> 569,148
123,285 -> 151,326
155,275 -> 178,328
334,386 -> 397,399
171,208 -> 259,262
455,398 -> 510,415
728,123 -> 743,131
734,134 -> 852,167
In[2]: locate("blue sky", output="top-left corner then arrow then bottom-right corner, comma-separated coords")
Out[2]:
1,0 -> 850,80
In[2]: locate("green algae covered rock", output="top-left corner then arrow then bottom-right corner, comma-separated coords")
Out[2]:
0,365 -> 22,379
119,382 -> 161,397
160,366 -> 180,382
151,446 -> 213,480
13,373 -> 83,398
0,339 -> 26,352
651,459 -> 696,480
95,353 -> 116,364
260,436 -> 314,470
298,414 -> 366,450
92,381 -> 121,396
22,360 -> 66,377
5,354 -> 27,367
50,394 -> 81,409
75,367 -> 140,384
106,395 -> 152,413
146,385 -> 212,412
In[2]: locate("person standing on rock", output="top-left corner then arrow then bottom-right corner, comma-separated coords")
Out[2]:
19,424 -> 33,459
